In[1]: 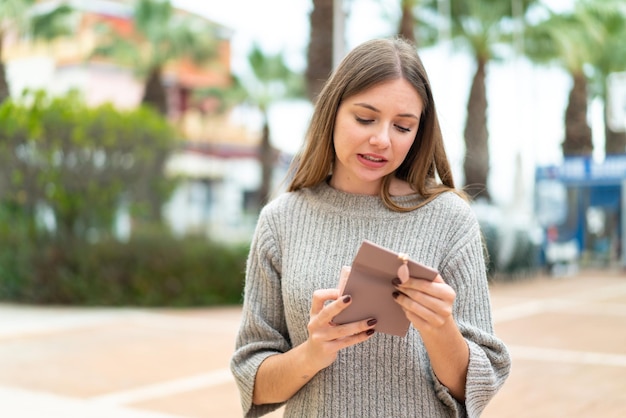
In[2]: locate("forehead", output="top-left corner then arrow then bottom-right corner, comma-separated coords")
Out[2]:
344,78 -> 424,113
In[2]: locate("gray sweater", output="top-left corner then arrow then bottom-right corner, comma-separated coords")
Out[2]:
230,181 -> 511,417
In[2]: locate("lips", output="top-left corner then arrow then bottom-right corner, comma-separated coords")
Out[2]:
358,153 -> 387,167
360,154 -> 385,162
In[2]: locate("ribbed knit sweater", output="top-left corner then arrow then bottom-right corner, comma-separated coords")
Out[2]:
230,181 -> 511,418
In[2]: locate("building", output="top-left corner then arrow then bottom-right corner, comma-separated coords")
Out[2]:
535,156 -> 626,269
165,142 -> 292,242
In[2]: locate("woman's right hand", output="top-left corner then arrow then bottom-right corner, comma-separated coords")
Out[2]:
252,288 -> 377,405
304,288 -> 377,371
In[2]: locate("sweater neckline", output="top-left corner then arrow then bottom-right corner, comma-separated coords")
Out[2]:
303,181 -> 425,217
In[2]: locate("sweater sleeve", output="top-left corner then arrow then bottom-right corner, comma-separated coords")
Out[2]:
434,206 -> 512,418
230,208 -> 291,418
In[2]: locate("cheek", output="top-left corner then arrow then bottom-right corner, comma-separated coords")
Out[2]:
394,139 -> 415,163
333,121 -> 361,152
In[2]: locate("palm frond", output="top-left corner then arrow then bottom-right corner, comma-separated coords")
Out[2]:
30,4 -> 76,39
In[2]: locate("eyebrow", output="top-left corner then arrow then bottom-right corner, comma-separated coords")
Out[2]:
353,102 -> 420,120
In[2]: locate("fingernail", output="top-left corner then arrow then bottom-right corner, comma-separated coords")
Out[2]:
342,295 -> 351,303
392,278 -> 402,286
392,291 -> 400,299
366,329 -> 375,336
367,318 -> 377,326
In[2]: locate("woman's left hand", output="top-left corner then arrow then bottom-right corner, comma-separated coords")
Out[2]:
392,274 -> 456,334
393,274 -> 469,401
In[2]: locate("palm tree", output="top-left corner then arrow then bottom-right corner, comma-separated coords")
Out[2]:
0,0 -> 74,103
306,0 -> 334,102
91,0 -> 217,115
442,0 -> 537,200
524,2 -> 606,157
421,0 -> 539,201
583,0 -> 626,155
398,0 -> 418,44
239,44 -> 305,210
396,0 -> 442,46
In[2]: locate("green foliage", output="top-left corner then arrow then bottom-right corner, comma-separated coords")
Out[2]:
0,0 -> 77,103
524,0 -> 626,78
0,229 -> 248,306
421,0 -> 539,59
0,90 -> 247,307
524,6 -> 602,73
90,0 -> 220,114
240,43 -> 306,112
581,0 -> 626,97
92,0 -> 218,73
30,3 -> 75,39
0,0 -> 75,39
0,89 -> 177,242
0,203 -> 38,297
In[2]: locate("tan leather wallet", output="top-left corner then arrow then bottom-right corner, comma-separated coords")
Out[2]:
333,239 -> 439,337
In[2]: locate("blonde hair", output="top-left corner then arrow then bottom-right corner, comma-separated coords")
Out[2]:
287,37 -> 464,211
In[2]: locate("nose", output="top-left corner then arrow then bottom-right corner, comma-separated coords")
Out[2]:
369,125 -> 391,148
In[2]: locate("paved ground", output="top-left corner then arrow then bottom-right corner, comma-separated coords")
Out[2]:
0,269 -> 625,418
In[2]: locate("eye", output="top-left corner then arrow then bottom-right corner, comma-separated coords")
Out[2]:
355,116 -> 374,124
394,124 -> 411,133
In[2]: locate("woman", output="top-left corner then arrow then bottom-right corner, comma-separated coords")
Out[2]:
230,37 -> 511,418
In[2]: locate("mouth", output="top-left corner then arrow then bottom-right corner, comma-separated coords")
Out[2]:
359,154 -> 387,163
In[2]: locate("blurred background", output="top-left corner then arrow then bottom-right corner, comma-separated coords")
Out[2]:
0,1 -> 625,417
1,0 -> 624,307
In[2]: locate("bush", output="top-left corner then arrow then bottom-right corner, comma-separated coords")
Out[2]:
0,90 -> 178,243
0,90 -> 235,306
0,229 -> 249,306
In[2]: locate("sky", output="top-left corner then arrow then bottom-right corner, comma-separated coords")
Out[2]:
170,0 -> 597,210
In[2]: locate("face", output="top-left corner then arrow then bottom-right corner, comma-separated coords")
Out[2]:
330,78 -> 424,195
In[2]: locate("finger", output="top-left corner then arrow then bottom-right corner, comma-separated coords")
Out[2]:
393,292 -> 445,326
396,275 -> 453,301
330,327 -> 376,350
310,288 -> 341,315
395,284 -> 452,314
393,285 -> 455,328
319,293 -> 354,325
393,290 -> 434,314
322,316 -> 378,342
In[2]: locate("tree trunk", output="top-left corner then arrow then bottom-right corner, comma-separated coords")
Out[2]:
604,79 -> 626,155
605,127 -> 626,155
306,0 -> 334,102
398,0 -> 416,45
142,67 -> 168,115
604,97 -> 626,155
562,72 -> 592,156
463,57 -> 490,201
258,114 -> 274,210
0,33 -> 10,103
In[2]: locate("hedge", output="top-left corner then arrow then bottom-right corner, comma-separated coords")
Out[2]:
0,229 -> 249,306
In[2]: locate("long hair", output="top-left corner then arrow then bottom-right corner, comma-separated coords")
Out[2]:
287,37 -> 464,211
